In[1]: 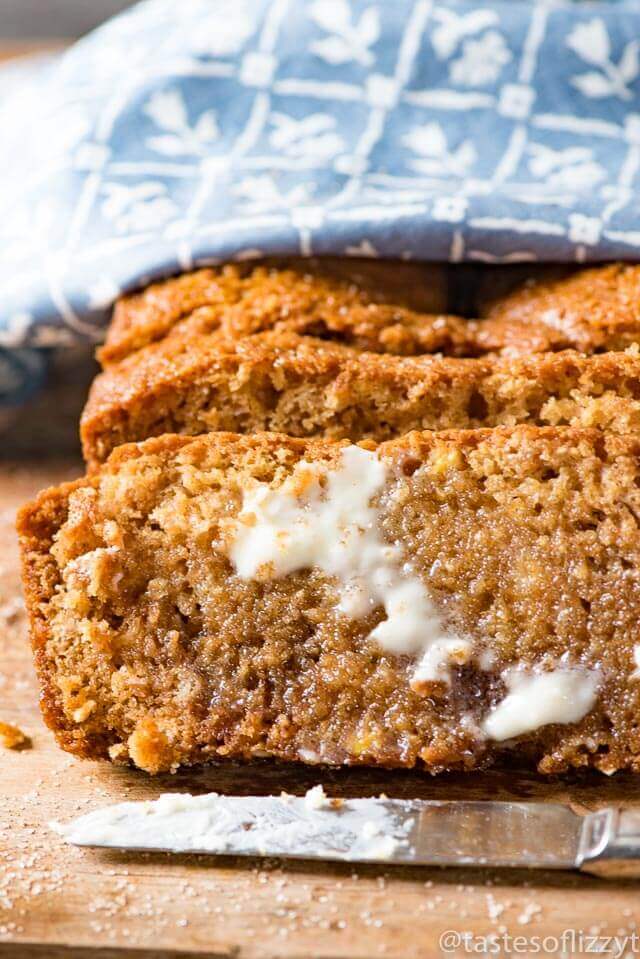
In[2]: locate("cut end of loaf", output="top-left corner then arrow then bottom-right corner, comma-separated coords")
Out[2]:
18,427 -> 640,776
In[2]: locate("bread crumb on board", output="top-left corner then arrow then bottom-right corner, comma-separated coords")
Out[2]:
0,720 -> 31,750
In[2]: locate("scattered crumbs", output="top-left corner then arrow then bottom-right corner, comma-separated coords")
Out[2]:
517,902 -> 542,925
0,596 -> 23,624
486,894 -> 505,922
0,720 -> 30,750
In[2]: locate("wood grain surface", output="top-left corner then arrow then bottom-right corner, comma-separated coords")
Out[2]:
0,352 -> 639,959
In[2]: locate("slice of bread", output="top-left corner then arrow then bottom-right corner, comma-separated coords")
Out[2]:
102,261 -> 640,373
82,330 -> 640,468
98,259 -> 464,365
482,263 -> 640,352
18,426 -> 640,775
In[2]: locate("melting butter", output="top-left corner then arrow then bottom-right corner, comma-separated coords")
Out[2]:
229,445 -> 470,685
482,667 -> 599,741
632,644 -> 640,679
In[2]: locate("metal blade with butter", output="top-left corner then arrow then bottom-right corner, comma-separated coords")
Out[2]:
51,788 -> 640,877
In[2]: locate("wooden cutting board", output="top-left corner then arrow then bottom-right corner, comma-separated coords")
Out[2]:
1,352 -> 640,958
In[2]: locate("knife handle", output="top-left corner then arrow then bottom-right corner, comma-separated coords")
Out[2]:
579,808 -> 640,878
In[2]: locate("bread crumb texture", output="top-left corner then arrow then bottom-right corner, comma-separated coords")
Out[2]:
83,330 -> 640,467
18,427 -> 640,775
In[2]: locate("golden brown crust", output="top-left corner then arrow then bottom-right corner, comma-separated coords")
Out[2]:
17,477 -> 100,758
482,263 -> 640,352
82,327 -> 640,467
102,261 -> 640,373
18,426 -> 640,776
100,259 -> 453,366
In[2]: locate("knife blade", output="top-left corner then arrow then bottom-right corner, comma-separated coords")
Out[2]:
51,791 -> 640,877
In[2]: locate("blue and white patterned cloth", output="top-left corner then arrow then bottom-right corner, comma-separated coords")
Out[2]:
2,0 -> 640,406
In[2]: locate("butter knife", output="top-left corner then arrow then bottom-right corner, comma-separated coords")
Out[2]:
51,792 -> 640,877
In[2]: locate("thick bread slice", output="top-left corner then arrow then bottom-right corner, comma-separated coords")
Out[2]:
18,426 -> 640,775
82,331 -> 640,467
102,262 -> 640,370
99,260 -> 459,365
